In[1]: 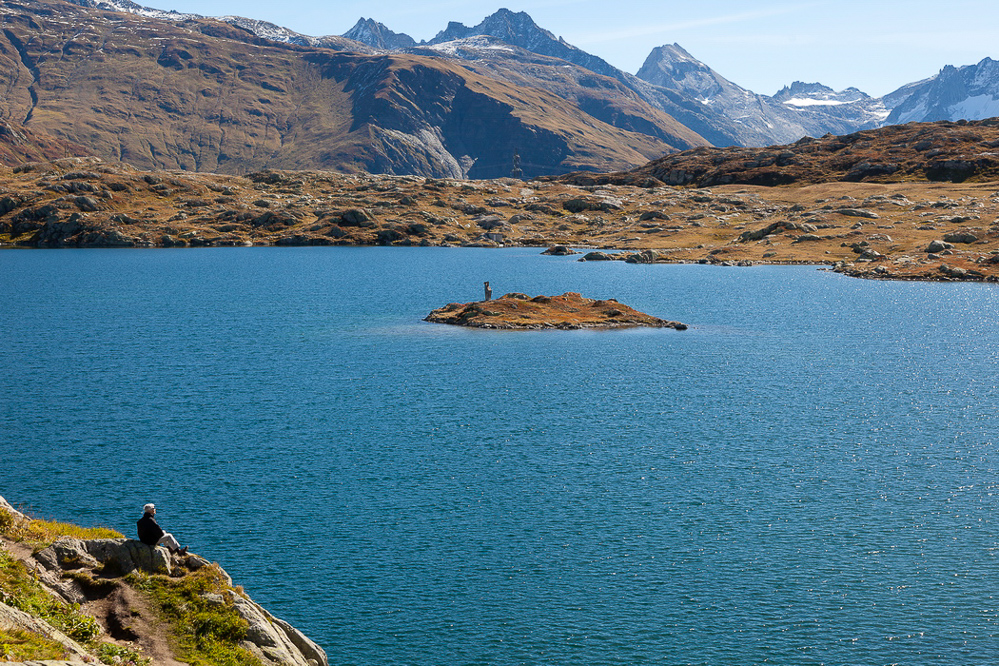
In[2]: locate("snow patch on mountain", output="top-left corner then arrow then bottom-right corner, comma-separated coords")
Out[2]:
343,18 -> 415,50
886,58 -> 999,124
65,0 -> 197,21
783,98 -> 849,107
773,81 -> 889,122
427,36 -> 517,57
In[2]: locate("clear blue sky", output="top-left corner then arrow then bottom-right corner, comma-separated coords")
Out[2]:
159,0 -> 996,98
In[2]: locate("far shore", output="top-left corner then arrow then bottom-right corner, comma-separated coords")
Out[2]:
2,158 -> 998,282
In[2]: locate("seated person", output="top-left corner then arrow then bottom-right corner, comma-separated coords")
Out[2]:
137,503 -> 187,555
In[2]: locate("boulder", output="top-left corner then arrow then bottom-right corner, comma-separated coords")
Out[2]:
541,245 -> 577,256
835,208 -> 880,219
943,231 -> 980,244
625,249 -> 661,264
578,251 -> 615,261
230,593 -> 326,666
926,239 -> 954,253
35,537 -> 173,576
474,215 -> 506,230
339,209 -> 372,227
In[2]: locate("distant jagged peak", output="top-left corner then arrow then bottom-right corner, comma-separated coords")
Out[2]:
343,17 -> 416,50
427,8 -> 618,78
643,43 -> 704,68
636,43 -> 739,101
886,55 -> 999,125
773,81 -> 873,106
476,7 -> 558,42
430,8 -> 557,46
775,81 -> 836,97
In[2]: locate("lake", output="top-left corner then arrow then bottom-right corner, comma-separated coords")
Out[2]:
3,247 -> 999,665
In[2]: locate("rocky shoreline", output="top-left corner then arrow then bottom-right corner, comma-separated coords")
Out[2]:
425,292 -> 687,330
3,157 -> 999,283
0,495 -> 327,666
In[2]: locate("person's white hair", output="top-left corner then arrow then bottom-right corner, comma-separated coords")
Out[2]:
143,503 -> 155,514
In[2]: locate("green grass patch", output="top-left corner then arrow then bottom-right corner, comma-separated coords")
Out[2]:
0,549 -> 151,664
94,641 -> 151,665
0,627 -> 68,661
127,567 -> 262,666
0,549 -> 102,644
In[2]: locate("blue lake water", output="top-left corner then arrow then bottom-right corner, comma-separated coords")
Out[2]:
3,246 -> 999,665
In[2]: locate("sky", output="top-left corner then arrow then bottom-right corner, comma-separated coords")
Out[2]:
155,0 -> 997,98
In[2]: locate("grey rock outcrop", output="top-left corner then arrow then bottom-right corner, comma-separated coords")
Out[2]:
0,495 -> 328,666
943,230 -> 980,244
926,239 -> 954,253
34,537 -> 174,577
229,593 -> 327,666
579,251 -> 617,261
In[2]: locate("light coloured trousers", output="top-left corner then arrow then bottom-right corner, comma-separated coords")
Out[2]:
157,533 -> 181,550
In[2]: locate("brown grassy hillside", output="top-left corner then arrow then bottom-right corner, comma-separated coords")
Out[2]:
559,119 -> 999,188
0,0 -> 705,178
3,145 -> 999,283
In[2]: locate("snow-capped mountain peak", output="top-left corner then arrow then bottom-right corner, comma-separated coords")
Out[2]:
342,18 -> 415,50
773,81 -> 876,107
887,57 -> 999,124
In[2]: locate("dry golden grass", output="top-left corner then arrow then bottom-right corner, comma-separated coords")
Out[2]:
1,156 -> 998,282
0,507 -> 123,546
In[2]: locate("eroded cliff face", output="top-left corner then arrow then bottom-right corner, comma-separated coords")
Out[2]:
0,495 -> 328,666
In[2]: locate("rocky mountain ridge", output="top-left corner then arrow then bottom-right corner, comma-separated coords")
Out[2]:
1,0 -> 701,179
214,7 -> 999,147
886,58 -> 999,125
563,118 -> 999,188
4,0 -> 999,179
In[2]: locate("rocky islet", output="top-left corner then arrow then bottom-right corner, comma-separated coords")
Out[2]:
424,291 -> 687,330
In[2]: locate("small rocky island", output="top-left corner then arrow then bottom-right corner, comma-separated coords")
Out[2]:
425,291 -> 687,330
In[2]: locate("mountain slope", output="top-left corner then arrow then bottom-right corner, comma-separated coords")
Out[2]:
343,18 -> 416,50
886,58 -> 999,124
559,118 -> 999,188
409,35 -> 707,156
636,44 -> 888,146
0,0 -> 702,177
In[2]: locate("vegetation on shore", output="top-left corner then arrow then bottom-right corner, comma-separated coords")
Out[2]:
0,504 -> 265,666
3,131 -> 999,282
0,505 -> 123,548
127,568 -> 261,666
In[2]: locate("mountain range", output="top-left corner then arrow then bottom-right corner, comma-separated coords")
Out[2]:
2,0 -> 998,178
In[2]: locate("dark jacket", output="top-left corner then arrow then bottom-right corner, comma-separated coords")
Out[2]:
137,513 -> 164,546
